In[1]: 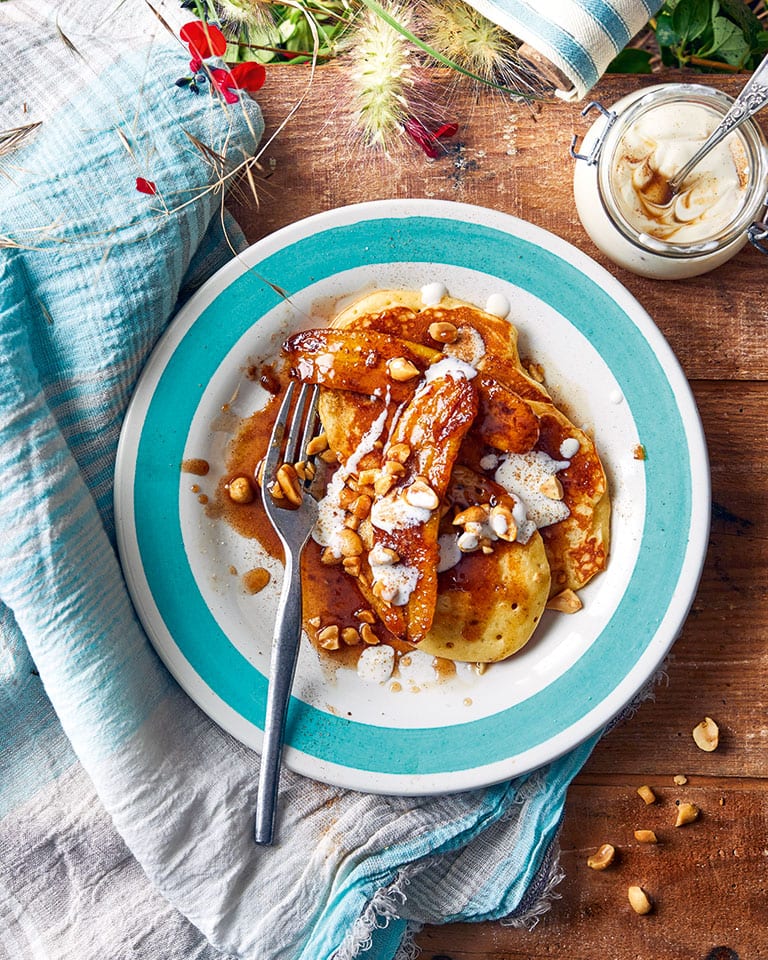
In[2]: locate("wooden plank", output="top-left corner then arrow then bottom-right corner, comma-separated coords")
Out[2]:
585,379 -> 768,778
415,778 -> 768,958
233,69 -> 768,382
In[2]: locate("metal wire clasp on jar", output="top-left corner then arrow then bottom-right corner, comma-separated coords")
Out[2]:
570,83 -> 768,280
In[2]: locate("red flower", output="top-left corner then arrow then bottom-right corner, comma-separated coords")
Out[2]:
404,118 -> 459,158
135,177 -> 157,195
180,20 -> 227,63
209,62 -> 267,104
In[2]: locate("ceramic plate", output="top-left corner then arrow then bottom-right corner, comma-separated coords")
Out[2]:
114,199 -> 710,795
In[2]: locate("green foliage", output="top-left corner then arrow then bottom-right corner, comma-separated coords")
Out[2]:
185,0 -> 767,76
181,0 -> 355,63
653,0 -> 768,70
606,48 -> 654,73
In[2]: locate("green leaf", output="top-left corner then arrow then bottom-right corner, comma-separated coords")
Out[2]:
655,11 -> 681,47
672,0 -> 714,43
716,0 -> 762,46
278,18 -> 298,42
605,48 -> 654,73
712,14 -> 751,64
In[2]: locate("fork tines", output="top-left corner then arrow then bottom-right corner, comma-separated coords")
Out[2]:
263,382 -> 320,502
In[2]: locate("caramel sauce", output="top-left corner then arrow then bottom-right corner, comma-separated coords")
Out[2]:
182,458 -> 210,476
439,544 -> 524,643
243,567 -> 271,594
637,162 -> 673,208
433,657 -> 457,681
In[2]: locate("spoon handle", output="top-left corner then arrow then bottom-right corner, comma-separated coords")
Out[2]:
668,55 -> 768,193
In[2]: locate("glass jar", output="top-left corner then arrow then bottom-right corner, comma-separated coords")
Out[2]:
571,83 -> 768,279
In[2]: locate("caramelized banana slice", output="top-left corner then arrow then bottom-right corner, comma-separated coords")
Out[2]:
283,329 -> 440,401
286,329 -> 539,456
357,364 -> 478,644
471,374 -> 540,454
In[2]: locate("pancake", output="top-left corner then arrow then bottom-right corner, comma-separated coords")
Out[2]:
282,288 -> 609,662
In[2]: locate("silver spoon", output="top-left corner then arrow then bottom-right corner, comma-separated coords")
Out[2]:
667,53 -> 768,196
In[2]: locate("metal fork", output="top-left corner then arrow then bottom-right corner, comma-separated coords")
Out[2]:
254,380 -> 321,845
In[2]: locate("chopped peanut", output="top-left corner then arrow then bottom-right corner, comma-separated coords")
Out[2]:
338,528 -> 363,557
360,623 -> 379,645
227,476 -> 254,504
341,627 -> 361,646
539,475 -> 564,500
628,886 -> 653,915
349,494 -> 373,519
546,588 -> 583,614
357,468 -> 379,486
453,505 -> 489,526
675,801 -> 700,827
374,474 -> 395,497
387,442 -> 411,463
457,531 -> 480,553
489,504 -> 517,542
692,716 -> 719,752
387,357 -> 420,381
673,774 -> 688,786
276,462 -> 302,506
369,544 -> 400,565
317,625 -> 340,650
305,433 -> 329,456
404,477 -> 439,510
428,320 -> 458,343
587,843 -> 616,870
634,830 -> 658,844
383,459 -> 406,477
637,785 -> 657,805
320,547 -> 341,565
342,556 -> 362,578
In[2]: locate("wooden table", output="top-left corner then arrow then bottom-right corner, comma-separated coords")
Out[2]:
232,68 -> 768,959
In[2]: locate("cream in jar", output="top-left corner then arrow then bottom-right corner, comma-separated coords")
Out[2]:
611,101 -> 748,244
572,84 -> 768,279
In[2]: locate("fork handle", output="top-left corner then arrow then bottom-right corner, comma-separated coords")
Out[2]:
254,550 -> 303,845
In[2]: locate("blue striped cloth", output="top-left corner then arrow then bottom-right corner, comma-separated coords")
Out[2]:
466,0 -> 662,98
0,2 -> 642,958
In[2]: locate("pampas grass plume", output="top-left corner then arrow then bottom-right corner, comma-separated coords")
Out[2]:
347,3 -> 415,149
422,0 -> 519,82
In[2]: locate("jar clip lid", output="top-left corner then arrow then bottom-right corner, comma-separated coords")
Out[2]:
569,102 -> 618,166
748,190 -> 768,255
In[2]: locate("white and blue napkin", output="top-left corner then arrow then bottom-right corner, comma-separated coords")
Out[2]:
466,0 -> 662,98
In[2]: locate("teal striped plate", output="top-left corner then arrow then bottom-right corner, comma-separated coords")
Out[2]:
114,200 -> 710,794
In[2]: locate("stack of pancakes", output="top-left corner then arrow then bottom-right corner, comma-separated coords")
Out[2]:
283,290 -> 610,662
